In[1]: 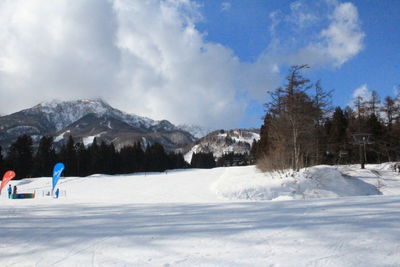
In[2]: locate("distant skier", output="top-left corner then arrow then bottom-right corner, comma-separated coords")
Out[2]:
13,185 -> 17,195
55,188 -> 60,199
7,184 -> 12,199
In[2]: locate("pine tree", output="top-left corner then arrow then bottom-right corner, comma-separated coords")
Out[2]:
6,135 -> 34,179
258,65 -> 328,171
97,141 -> 117,174
328,107 -> 348,152
167,152 -> 187,169
59,136 -> 78,176
76,142 -> 90,176
33,136 -> 57,177
88,138 -> 102,174
190,152 -> 216,169
0,145 -> 3,176
145,143 -> 168,172
119,142 -> 145,173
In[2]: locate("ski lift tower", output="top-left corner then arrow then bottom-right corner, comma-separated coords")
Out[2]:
352,133 -> 374,169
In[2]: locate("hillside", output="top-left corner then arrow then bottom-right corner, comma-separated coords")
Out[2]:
184,129 -> 260,162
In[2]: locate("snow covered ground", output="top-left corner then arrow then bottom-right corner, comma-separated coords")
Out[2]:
1,163 -> 400,266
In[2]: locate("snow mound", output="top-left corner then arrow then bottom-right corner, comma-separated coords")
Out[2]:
212,165 -> 381,201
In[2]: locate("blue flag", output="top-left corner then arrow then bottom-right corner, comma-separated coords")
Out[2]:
52,163 -> 65,191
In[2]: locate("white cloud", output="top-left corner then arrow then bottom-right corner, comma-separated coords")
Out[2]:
392,86 -> 399,97
319,2 -> 365,66
352,84 -> 371,100
221,2 -> 231,12
288,1 -> 318,28
0,0 -> 273,128
267,1 -> 365,68
0,0 -> 364,128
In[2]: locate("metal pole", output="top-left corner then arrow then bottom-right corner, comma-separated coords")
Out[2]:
359,144 -> 365,169
363,142 -> 367,166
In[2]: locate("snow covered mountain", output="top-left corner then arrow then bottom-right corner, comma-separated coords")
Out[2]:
22,99 -> 177,132
0,99 -> 262,156
177,124 -> 214,139
0,99 -> 195,151
184,129 -> 260,162
54,113 -> 195,151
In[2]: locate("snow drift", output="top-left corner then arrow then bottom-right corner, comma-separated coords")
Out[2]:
212,165 -> 382,201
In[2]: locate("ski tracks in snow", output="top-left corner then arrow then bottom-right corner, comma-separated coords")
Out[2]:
49,236 -> 112,266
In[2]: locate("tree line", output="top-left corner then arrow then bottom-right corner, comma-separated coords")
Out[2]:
0,135 -> 189,179
253,65 -> 400,171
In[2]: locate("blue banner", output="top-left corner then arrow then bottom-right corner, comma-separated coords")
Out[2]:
52,163 -> 65,191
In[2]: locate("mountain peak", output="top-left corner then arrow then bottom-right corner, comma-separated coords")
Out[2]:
0,98 -> 198,152
37,98 -> 110,109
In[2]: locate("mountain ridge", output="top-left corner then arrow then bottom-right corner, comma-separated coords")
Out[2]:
0,99 -> 259,157
0,99 -> 196,151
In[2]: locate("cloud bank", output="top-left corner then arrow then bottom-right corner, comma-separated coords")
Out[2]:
0,0 -> 364,128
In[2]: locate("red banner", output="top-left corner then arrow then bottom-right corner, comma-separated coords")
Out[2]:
0,171 -> 16,194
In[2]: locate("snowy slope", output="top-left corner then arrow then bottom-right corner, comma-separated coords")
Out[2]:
1,163 -> 400,266
2,163 -> 400,203
5,168 -> 227,203
1,195 -> 400,266
31,99 -> 174,132
184,129 -> 260,162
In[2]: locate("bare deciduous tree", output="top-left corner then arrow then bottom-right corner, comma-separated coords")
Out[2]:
258,65 -> 331,172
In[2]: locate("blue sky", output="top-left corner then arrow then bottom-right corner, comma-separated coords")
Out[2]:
195,0 -> 400,127
0,0 -> 398,129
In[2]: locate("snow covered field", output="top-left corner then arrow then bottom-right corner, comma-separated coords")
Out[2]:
1,164 -> 400,266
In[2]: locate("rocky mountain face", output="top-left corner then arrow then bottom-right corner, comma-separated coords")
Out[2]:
184,129 -> 260,162
0,99 -> 195,152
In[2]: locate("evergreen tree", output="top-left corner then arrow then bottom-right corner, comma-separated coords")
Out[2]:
217,152 -> 248,167
119,142 -> 145,173
328,107 -> 348,156
88,138 -> 102,174
167,152 -> 187,169
97,141 -> 118,174
365,113 -> 384,163
145,143 -> 169,172
6,135 -> 34,179
76,142 -> 91,176
190,152 -> 216,169
33,136 -> 57,177
59,136 -> 78,176
0,145 -> 3,176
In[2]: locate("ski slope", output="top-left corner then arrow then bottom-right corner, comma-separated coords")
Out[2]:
1,163 -> 400,266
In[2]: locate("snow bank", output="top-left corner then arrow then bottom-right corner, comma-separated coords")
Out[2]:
212,165 -> 381,201
2,163 -> 398,204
